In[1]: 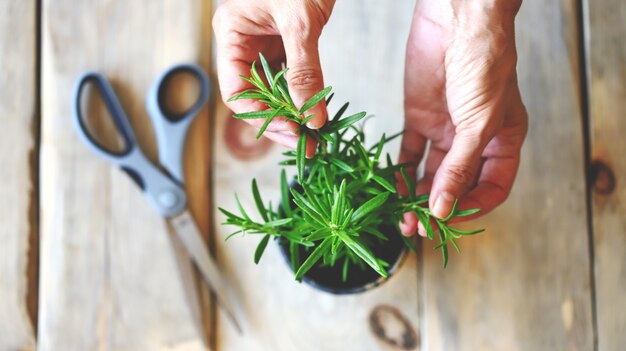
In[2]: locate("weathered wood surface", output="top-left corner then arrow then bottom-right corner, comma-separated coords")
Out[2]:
1,0 -> 625,349
0,1 -> 37,350
39,1 -> 213,350
586,0 -> 626,349
212,1 -> 420,350
420,0 -> 595,350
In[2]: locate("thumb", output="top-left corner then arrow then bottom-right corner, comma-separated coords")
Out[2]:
430,131 -> 486,219
282,30 -> 327,129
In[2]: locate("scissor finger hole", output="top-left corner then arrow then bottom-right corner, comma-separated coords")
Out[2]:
158,69 -> 203,121
78,81 -> 128,154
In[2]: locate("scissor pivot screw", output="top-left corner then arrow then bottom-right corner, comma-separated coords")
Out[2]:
157,190 -> 179,208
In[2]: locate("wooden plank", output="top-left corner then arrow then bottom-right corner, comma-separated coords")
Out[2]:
586,0 -> 626,349
420,0 -> 594,350
212,1 -> 419,350
39,1 -> 213,349
0,1 -> 38,350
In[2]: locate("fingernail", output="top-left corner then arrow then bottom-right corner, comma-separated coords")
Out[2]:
432,191 -> 455,219
306,120 -> 322,129
417,222 -> 426,237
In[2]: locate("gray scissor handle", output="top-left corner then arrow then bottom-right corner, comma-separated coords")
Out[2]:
146,64 -> 211,184
73,72 -> 187,217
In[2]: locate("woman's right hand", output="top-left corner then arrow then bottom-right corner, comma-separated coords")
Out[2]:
213,0 -> 336,157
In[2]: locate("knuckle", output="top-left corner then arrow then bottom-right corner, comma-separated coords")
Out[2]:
442,164 -> 475,187
212,6 -> 229,33
287,66 -> 323,91
282,17 -> 320,41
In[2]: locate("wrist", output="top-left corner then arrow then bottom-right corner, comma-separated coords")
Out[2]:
415,0 -> 521,29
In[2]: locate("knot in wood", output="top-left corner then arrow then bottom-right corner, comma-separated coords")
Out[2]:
589,160 -> 616,195
369,304 -> 418,350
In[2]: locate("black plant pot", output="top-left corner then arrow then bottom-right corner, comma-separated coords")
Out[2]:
277,224 -> 407,295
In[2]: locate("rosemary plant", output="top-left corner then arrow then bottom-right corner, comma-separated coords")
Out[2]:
219,53 -> 484,282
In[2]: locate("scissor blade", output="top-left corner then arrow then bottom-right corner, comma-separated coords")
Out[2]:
170,210 -> 243,334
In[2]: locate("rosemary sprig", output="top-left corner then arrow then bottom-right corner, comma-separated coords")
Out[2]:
219,53 -> 485,281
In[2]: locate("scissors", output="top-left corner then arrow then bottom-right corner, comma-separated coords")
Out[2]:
73,64 -> 242,334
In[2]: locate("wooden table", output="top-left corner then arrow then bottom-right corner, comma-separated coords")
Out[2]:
1,0 -> 624,350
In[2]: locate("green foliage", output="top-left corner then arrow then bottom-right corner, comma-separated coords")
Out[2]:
219,53 -> 484,281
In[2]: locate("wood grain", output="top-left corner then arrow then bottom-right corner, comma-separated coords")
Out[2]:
586,0 -> 626,349
0,1 -> 38,350
212,1 -> 419,350
420,0 -> 595,350
39,1 -> 213,349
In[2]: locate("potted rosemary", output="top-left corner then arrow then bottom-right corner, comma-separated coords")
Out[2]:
219,54 -> 484,294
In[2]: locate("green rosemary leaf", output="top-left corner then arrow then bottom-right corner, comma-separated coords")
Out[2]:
450,236 -> 461,254
271,67 -> 289,93
258,53 -> 274,87
224,230 -> 243,241
355,142 -> 371,168
239,75 -> 266,91
371,175 -> 396,193
251,179 -> 269,222
301,114 -> 316,125
332,102 -> 349,123
235,194 -> 251,221
329,157 -> 355,172
362,226 -> 388,241
264,218 -> 293,227
290,241 -> 300,272
291,189 -> 327,226
368,131 -> 403,152
436,222 -> 449,268
414,194 -> 429,204
326,92 -> 334,106
342,257 -> 350,282
442,199 -> 459,222
373,134 -> 386,163
250,61 -> 266,90
295,237 -> 333,281
276,76 -> 294,107
331,236 -> 342,254
233,109 -> 277,119
400,167 -> 416,201
299,86 -> 332,114
227,90 -> 267,102
280,169 -> 292,216
254,234 -> 271,264
449,227 -> 485,236
218,207 -> 242,221
322,111 -> 367,133
331,187 -> 340,225
351,192 -> 390,222
296,132 -> 307,183
306,228 -> 332,241
256,108 -> 282,139
337,231 -> 388,277
456,208 -> 481,217
415,210 -> 435,240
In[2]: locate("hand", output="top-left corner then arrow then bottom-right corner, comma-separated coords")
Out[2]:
213,0 -> 336,157
398,0 -> 528,236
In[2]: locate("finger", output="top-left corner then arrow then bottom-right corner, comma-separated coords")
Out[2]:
280,23 -> 327,129
400,212 -> 418,237
429,130 -> 487,219
454,153 -> 521,221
